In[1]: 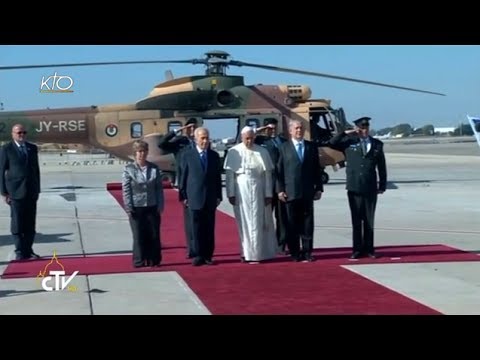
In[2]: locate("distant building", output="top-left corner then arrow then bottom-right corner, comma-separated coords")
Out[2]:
434,127 -> 455,134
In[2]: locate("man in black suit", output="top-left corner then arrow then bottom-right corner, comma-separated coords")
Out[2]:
0,124 -> 41,260
158,118 -> 197,258
254,118 -> 288,252
329,117 -> 387,259
178,127 -> 223,266
276,120 -> 324,262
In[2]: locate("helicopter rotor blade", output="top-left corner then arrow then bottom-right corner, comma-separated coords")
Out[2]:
230,60 -> 446,96
0,59 -> 207,71
0,51 -> 446,97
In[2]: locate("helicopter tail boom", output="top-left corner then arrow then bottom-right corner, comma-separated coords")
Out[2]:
0,107 -> 94,145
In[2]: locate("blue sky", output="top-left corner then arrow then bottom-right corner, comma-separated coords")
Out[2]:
1,45 -> 479,136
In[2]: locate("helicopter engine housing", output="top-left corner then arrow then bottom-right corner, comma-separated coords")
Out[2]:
278,85 -> 312,102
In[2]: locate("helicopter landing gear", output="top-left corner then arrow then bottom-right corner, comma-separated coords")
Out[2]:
321,171 -> 329,185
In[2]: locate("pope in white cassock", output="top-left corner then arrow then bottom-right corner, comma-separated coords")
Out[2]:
224,126 -> 278,263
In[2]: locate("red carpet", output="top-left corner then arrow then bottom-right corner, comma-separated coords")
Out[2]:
177,262 -> 442,315
3,244 -> 478,279
105,181 -> 242,257
2,182 -> 478,314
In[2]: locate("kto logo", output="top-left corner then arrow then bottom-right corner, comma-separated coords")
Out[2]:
36,251 -> 79,292
40,72 -> 74,93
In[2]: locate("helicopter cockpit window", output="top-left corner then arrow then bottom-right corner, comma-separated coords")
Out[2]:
131,122 -> 143,139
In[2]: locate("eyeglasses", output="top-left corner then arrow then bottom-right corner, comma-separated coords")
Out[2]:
15,131 -> 27,134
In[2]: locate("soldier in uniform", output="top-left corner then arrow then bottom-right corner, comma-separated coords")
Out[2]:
158,118 -> 197,258
254,118 -> 288,253
158,118 -> 197,174
329,117 -> 387,259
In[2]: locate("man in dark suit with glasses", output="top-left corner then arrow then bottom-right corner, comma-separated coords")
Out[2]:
0,124 -> 41,260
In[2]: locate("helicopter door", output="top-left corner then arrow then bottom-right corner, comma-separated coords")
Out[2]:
309,110 -> 333,146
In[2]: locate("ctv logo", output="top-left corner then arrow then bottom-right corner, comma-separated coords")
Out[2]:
40,72 -> 74,93
36,251 -> 79,292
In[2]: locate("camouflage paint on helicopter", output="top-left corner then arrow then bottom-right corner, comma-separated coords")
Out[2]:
0,50 -> 445,183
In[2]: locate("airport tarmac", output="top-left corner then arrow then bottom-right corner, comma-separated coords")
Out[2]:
384,138 -> 480,156
0,142 -> 479,315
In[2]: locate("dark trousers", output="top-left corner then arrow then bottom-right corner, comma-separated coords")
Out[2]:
129,206 -> 161,266
183,204 -> 194,257
10,197 -> 38,258
285,198 -> 314,257
190,206 -> 216,261
347,191 -> 378,254
272,195 -> 287,249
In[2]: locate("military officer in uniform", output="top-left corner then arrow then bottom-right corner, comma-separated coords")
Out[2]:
158,118 -> 198,183
158,118 -> 197,258
329,117 -> 387,259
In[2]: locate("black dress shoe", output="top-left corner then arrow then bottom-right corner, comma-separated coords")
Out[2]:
280,245 -> 289,255
367,253 -> 377,259
292,254 -> 303,262
192,257 -> 204,266
350,251 -> 361,259
303,254 -> 315,262
30,252 -> 41,259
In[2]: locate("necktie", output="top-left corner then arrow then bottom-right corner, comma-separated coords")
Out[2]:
200,151 -> 207,170
272,137 -> 279,148
20,144 -> 27,159
361,139 -> 368,155
296,142 -> 303,162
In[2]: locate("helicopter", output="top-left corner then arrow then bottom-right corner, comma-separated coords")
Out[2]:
0,50 -> 445,184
